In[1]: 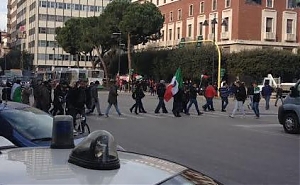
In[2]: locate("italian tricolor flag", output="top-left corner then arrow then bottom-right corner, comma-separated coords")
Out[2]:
164,68 -> 183,102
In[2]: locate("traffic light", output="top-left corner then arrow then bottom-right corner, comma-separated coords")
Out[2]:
196,35 -> 203,48
220,68 -> 225,78
129,68 -> 134,75
178,38 -> 185,48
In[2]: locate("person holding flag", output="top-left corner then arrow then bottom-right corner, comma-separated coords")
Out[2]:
164,68 -> 184,117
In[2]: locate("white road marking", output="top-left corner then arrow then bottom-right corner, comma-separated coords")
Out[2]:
236,124 -> 281,128
121,113 -> 144,119
141,114 -> 165,119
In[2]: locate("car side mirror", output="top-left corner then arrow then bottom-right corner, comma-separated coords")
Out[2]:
290,86 -> 298,97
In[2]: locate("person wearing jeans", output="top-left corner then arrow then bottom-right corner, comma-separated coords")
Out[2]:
202,83 -> 216,111
219,82 -> 231,112
262,83 -> 273,110
230,81 -> 247,118
186,83 -> 202,115
252,82 -> 261,118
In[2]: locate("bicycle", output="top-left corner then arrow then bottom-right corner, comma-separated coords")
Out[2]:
75,113 -> 90,134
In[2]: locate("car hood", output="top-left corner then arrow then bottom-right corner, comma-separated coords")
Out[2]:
0,147 -> 186,184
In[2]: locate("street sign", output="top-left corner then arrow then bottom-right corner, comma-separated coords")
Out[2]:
196,35 -> 203,48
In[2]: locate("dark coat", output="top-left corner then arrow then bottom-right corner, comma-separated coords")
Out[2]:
108,85 -> 118,105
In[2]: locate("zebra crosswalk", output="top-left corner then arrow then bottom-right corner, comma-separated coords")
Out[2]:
86,111 -> 229,121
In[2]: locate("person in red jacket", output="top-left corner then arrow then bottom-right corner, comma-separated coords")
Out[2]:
202,83 -> 216,111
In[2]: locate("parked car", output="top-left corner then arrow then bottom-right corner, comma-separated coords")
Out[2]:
0,101 -> 86,147
278,80 -> 300,134
0,130 -> 222,185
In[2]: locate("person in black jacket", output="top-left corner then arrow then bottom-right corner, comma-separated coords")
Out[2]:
252,82 -> 261,118
130,82 -> 146,114
275,85 -> 283,106
186,83 -> 202,115
230,81 -> 247,118
172,88 -> 183,117
66,80 -> 87,126
52,83 -> 67,116
154,80 -> 168,113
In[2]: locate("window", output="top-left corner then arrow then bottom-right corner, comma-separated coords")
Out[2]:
189,5 -> 193,16
162,14 -> 166,21
200,2 -> 204,13
38,27 -> 47,34
225,0 -> 230,8
286,19 -> 293,34
41,1 -> 47,7
212,0 -> 217,11
266,0 -> 273,8
161,30 -> 165,41
188,24 -> 192,37
169,29 -> 172,40
287,0 -> 297,8
178,9 -> 182,20
177,27 -> 180,39
170,11 -> 173,21
199,22 -> 203,35
163,0 -> 166,3
266,17 -> 273,32
157,0 -> 159,5
224,17 -> 229,32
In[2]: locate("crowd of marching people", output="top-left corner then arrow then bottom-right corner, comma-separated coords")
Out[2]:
1,77 -> 282,121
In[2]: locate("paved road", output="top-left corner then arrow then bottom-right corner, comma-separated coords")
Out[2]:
84,91 -> 299,185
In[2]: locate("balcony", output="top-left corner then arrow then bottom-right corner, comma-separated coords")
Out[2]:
263,32 -> 276,41
221,32 -> 229,40
284,33 -> 296,42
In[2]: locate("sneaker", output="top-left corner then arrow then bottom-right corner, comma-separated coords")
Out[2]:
154,111 -> 160,114
229,115 -> 234,118
118,113 -> 122,116
98,113 -> 104,116
198,112 -> 203,115
105,114 -> 109,117
221,109 -> 226,112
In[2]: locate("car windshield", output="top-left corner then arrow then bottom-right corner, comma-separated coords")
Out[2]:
0,107 -> 53,140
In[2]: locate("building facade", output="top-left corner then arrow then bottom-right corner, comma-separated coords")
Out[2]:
7,0 -> 110,71
136,0 -> 300,53
0,31 -> 9,58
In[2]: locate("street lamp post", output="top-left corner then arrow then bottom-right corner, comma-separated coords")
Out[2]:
203,16 -> 227,91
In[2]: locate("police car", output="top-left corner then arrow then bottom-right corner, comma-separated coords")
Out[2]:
0,101 -> 86,147
0,116 -> 221,185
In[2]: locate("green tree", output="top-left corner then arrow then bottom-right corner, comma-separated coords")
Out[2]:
0,49 -> 33,72
55,18 -> 83,67
119,1 -> 164,74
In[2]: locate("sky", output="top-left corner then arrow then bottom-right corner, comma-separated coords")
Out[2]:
0,1 -> 7,31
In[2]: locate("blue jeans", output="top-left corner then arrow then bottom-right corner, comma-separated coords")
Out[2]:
203,98 -> 214,110
105,103 -> 121,115
264,96 -> 270,110
252,102 -> 260,117
187,98 -> 200,114
221,97 -> 228,110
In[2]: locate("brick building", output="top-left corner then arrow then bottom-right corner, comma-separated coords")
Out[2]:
136,0 -> 300,53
